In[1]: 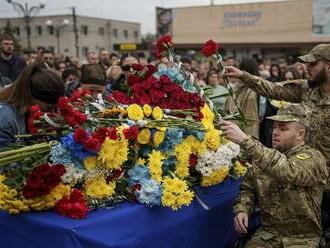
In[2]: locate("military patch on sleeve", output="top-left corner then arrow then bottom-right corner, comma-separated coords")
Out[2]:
296,153 -> 311,160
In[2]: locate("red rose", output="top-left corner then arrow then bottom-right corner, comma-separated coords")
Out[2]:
73,127 -> 88,143
30,105 -> 41,113
159,75 -> 172,85
25,174 -> 42,189
127,74 -> 141,86
132,63 -> 144,71
27,119 -> 38,134
142,79 -> 152,90
138,94 -> 150,105
110,91 -> 131,104
202,39 -> 219,57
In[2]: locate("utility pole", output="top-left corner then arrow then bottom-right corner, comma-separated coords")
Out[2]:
71,7 -> 79,58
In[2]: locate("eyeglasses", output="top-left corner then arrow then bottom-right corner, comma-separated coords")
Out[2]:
122,64 -> 139,72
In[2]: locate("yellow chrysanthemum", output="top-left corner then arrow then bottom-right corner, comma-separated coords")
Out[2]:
200,104 -> 215,130
137,128 -> 151,144
127,104 -> 144,121
99,137 -> 129,170
204,128 -> 221,151
84,156 -> 98,171
84,176 -> 116,199
153,131 -> 165,146
161,177 -> 194,210
143,104 -> 152,117
136,157 -> 146,166
152,106 -> 163,120
201,166 -> 229,186
174,141 -> 191,178
185,135 -> 207,155
233,161 -> 247,177
148,150 -> 165,182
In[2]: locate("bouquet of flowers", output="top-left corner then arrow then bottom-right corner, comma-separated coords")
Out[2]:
0,36 -> 248,218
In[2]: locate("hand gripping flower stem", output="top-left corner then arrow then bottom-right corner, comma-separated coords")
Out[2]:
211,53 -> 247,125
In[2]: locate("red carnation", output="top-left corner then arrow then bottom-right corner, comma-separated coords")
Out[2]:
83,137 -> 101,152
123,125 -> 139,140
108,126 -> 118,140
156,35 -> 173,56
92,127 -> 108,143
55,189 -> 88,219
189,154 -> 198,170
73,127 -> 88,143
202,39 -> 219,57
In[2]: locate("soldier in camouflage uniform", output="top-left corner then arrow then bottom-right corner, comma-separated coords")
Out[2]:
224,44 -> 330,235
221,104 -> 328,248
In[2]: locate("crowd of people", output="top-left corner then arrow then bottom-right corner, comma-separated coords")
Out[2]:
1,32 -> 330,247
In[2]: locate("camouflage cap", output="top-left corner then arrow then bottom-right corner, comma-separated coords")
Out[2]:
266,103 -> 311,127
298,44 -> 330,63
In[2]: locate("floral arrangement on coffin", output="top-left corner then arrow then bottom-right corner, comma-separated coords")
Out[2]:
0,36 -> 248,218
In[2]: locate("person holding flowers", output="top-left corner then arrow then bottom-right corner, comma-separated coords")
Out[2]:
0,62 -> 65,148
221,103 -> 327,248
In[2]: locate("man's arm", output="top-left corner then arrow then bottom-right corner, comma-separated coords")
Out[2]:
233,171 -> 256,217
241,137 -> 328,187
225,66 -> 306,102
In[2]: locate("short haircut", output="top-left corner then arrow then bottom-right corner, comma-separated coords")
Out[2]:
0,34 -> 13,42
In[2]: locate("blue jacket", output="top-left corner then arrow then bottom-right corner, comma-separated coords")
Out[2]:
0,54 -> 26,84
0,103 -> 26,148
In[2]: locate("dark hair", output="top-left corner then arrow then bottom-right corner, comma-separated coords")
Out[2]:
41,49 -> 52,55
281,66 -> 301,81
0,34 -> 13,42
62,66 -> 79,81
119,52 -> 140,66
181,57 -> 192,65
109,53 -> 119,59
137,51 -> 146,58
269,64 -> 282,78
206,70 -> 219,84
239,58 -> 260,76
0,62 -> 65,113
55,60 -> 66,70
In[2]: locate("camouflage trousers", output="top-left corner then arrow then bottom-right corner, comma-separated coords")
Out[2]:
244,231 -> 320,248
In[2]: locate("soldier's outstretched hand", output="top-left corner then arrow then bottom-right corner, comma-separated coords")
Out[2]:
234,212 -> 249,234
220,120 -> 248,144
224,66 -> 243,78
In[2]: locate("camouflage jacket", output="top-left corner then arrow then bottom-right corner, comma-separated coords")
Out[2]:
233,137 -> 328,238
240,72 -> 330,167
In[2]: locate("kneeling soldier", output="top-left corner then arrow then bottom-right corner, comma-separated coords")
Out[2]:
221,104 -> 328,248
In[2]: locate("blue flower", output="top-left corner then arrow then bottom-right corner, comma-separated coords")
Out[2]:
61,133 -> 95,160
158,128 -> 184,152
135,179 -> 162,207
163,156 -> 176,173
127,165 -> 150,185
50,143 -> 84,169
184,130 -> 205,141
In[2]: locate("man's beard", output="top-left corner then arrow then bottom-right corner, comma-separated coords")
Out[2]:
308,68 -> 327,88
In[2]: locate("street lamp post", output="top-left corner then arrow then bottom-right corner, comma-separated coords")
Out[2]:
46,19 -> 69,55
6,0 -> 46,49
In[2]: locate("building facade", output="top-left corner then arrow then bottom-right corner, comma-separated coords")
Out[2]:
0,14 -> 141,58
166,0 -> 330,60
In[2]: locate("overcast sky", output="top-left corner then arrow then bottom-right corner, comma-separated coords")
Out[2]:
0,0 -> 286,34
